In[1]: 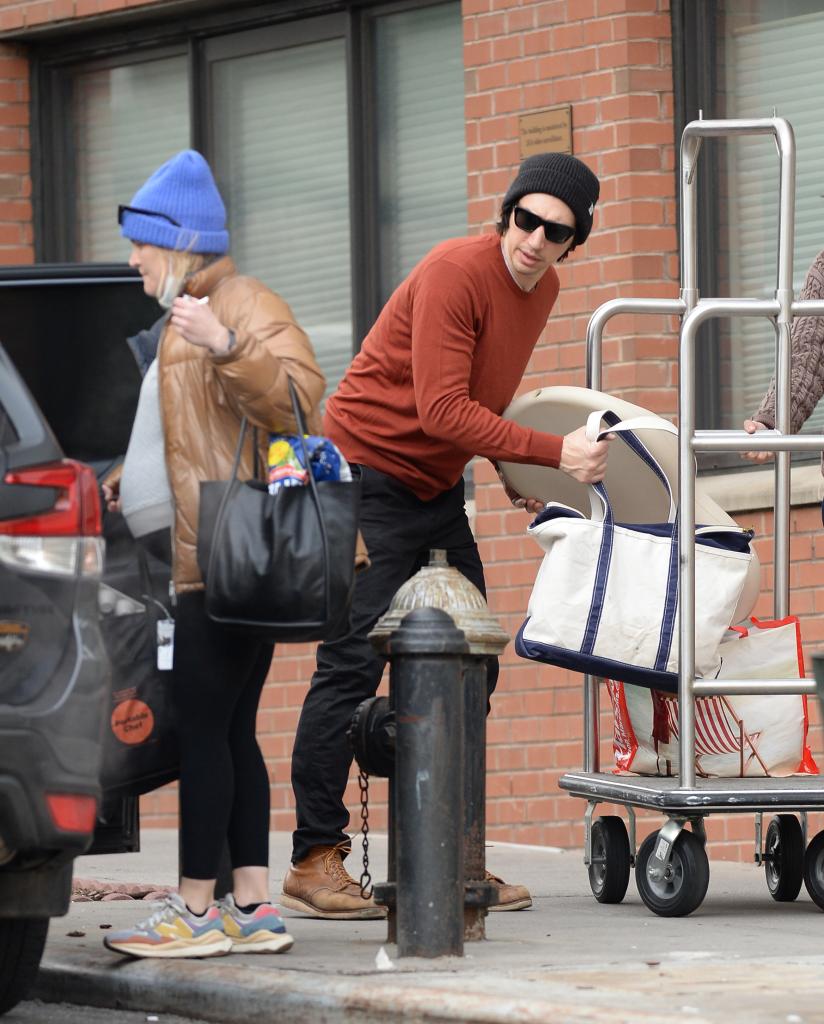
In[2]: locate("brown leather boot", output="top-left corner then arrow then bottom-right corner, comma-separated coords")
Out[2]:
485,869 -> 532,911
281,843 -> 387,920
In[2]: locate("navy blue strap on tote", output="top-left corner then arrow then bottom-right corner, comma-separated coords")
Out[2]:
581,411 -> 679,674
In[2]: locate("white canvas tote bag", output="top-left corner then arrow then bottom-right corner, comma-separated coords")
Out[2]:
515,411 -> 754,692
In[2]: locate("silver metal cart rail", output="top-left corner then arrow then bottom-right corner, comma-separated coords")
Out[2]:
559,115 -> 824,917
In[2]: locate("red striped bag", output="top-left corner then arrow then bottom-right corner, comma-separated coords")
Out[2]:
607,616 -> 818,778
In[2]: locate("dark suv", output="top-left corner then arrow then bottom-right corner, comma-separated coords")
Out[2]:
0,343 -> 107,1013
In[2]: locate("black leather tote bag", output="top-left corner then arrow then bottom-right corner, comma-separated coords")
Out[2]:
197,379 -> 360,642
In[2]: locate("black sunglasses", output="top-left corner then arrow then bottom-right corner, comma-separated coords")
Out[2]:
118,204 -> 182,228
513,206 -> 575,245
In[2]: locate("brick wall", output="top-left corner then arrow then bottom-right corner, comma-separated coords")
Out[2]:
0,0 -> 821,864
465,0 -> 684,851
0,39 -> 30,262
0,0 -> 168,32
462,0 -> 824,862
0,0 -> 180,250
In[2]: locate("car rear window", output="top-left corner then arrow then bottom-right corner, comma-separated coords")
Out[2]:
0,403 -> 19,447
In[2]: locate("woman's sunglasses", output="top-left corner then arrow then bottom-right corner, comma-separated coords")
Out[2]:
513,206 -> 575,245
118,204 -> 182,228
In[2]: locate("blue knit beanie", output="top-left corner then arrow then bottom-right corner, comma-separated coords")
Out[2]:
119,150 -> 229,254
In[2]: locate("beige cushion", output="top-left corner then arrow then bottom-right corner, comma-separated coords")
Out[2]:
499,385 -> 760,624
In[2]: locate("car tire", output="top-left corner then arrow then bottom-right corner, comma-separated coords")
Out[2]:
0,917 -> 49,1014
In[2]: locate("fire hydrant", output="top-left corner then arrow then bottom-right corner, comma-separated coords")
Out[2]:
352,549 -> 509,954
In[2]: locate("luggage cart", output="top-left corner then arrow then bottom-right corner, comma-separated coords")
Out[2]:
559,115 -> 824,917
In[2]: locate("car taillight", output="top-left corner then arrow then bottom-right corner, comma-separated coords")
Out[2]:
1,460 -> 102,536
45,793 -> 97,833
0,460 -> 104,577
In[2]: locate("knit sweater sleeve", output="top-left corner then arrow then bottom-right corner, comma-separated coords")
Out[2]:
409,258 -> 562,467
754,250 -> 824,432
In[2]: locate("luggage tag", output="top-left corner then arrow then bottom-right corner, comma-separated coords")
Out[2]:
157,619 -> 174,671
143,595 -> 175,671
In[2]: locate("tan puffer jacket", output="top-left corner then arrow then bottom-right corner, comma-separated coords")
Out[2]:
158,256 -> 326,592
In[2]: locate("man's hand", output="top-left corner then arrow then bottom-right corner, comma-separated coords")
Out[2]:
742,419 -> 772,463
508,489 -> 547,514
559,425 -> 613,484
493,462 -> 546,514
170,295 -> 232,355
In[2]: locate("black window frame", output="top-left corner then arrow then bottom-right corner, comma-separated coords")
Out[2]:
26,0 -> 460,353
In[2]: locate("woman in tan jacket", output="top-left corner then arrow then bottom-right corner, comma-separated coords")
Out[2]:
103,150 -> 325,960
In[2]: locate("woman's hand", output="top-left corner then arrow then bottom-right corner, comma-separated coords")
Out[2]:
102,480 -> 121,514
170,295 -> 233,355
742,419 -> 772,463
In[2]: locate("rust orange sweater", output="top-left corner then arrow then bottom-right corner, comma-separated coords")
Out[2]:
325,233 -> 564,501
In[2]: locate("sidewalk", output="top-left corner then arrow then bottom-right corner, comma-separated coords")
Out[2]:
35,829 -> 824,1024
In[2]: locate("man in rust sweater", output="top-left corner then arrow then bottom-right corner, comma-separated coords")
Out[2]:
283,152 -> 610,919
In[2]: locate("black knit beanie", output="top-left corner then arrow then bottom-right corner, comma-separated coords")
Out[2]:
502,152 -> 600,246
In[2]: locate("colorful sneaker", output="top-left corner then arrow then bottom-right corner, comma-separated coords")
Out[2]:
103,892 -> 232,959
219,893 -> 294,953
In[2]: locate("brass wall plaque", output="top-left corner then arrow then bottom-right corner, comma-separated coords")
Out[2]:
518,105 -> 572,160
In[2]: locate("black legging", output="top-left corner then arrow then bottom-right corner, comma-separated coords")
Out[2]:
171,591 -> 272,879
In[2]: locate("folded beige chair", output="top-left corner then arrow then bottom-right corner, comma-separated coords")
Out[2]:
499,384 -> 760,625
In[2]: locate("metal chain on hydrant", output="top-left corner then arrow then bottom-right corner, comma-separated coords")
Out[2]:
357,768 -> 373,898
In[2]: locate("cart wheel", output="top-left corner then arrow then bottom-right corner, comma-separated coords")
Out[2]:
764,814 -> 804,902
635,828 -> 709,917
803,830 -> 824,910
588,816 -> 631,904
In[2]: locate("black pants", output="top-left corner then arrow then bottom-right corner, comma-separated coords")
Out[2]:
290,465 -> 498,863
171,591 -> 273,879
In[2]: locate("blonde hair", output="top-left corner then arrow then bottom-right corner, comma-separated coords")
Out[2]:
157,249 -> 212,308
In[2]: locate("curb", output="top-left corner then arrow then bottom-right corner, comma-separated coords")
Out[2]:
34,955 -> 709,1024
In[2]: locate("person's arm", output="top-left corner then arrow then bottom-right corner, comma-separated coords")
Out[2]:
410,262 -> 561,464
743,251 -> 824,462
410,262 -> 610,484
754,252 -> 824,431
171,286 -> 325,432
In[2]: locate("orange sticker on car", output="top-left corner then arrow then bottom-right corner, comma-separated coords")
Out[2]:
111,699 -> 154,745
0,621 -> 28,653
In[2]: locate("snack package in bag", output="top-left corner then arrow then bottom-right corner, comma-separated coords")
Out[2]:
607,616 -> 818,778
267,434 -> 352,494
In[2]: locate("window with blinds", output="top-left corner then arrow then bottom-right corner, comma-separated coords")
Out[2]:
72,56 -> 190,262
49,1 -> 467,401
374,3 -> 468,305
719,3 -> 824,433
211,37 -> 352,402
